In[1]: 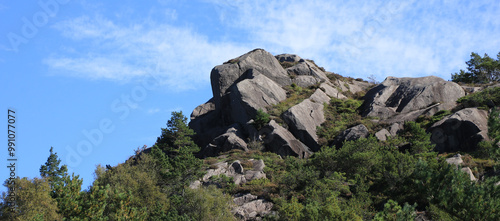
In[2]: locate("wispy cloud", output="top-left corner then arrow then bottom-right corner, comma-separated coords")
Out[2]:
146,108 -> 161,114
44,15 -> 249,90
45,1 -> 500,87
209,0 -> 500,81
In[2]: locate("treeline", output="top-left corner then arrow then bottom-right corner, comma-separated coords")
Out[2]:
452,51 -> 500,84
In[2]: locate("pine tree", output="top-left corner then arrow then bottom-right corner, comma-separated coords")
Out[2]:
40,147 -> 68,191
156,111 -> 199,153
40,147 -> 83,219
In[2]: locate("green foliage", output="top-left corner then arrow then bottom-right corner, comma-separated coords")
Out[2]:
456,86 -> 500,109
171,186 -> 236,221
413,160 -> 500,220
40,147 -> 68,193
426,203 -> 460,221
153,112 -> 205,191
0,177 -> 62,221
488,107 -> 500,141
317,98 -> 365,146
253,109 -> 271,130
156,111 -> 199,153
373,200 -> 417,221
210,175 -> 236,192
92,152 -> 168,220
451,52 -> 500,83
40,147 -> 84,219
278,197 -> 304,221
400,121 -> 435,155
416,110 -> 452,128
267,84 -> 315,122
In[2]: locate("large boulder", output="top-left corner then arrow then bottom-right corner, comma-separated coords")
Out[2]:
362,76 -> 465,122
286,60 -> 329,82
333,124 -> 369,148
282,98 -> 326,151
200,126 -> 248,157
211,49 -> 291,104
429,108 -> 489,153
260,120 -> 312,158
226,72 -> 287,124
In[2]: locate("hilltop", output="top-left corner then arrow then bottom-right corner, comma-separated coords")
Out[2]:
2,48 -> 500,220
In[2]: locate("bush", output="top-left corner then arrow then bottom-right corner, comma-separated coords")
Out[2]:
456,87 -> 500,109
253,109 -> 270,130
373,200 -> 417,221
317,98 -> 364,146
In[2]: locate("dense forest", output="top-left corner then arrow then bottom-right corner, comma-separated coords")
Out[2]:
2,52 -> 500,220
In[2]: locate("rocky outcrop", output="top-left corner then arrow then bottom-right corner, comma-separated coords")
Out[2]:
201,126 -> 248,157
191,159 -> 268,188
429,108 -> 489,153
233,193 -> 274,220
275,54 -> 329,87
260,120 -> 312,158
282,96 -> 327,151
211,49 -> 291,101
191,49 -> 291,149
362,76 -> 465,122
333,124 -> 369,147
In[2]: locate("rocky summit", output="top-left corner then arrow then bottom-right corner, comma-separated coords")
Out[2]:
189,48 -> 487,158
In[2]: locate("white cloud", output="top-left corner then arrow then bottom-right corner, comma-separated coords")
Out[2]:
209,0 -> 500,81
146,108 -> 160,114
45,1 -> 500,88
45,15 -> 250,91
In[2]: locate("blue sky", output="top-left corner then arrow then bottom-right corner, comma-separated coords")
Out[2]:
1,0 -> 499,191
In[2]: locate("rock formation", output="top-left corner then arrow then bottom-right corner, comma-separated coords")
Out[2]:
429,108 -> 489,153
190,48 -> 372,158
361,76 -> 465,123
189,48 -> 489,159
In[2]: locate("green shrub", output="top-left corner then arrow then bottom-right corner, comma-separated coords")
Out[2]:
253,109 -> 270,130
456,86 -> 500,109
373,200 -> 417,221
316,98 -> 365,146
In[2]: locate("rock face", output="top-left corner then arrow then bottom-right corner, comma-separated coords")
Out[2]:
362,76 -> 465,122
429,108 -> 489,153
282,97 -> 326,151
190,49 -> 292,150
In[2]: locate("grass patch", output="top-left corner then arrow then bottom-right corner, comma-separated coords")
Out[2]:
317,98 -> 384,146
267,84 -> 316,124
